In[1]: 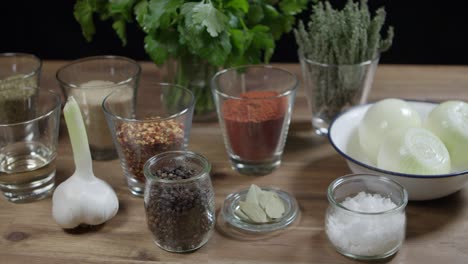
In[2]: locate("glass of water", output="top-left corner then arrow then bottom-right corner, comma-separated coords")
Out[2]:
0,87 -> 61,203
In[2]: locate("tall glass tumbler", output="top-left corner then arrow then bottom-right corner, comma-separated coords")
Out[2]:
0,87 -> 61,203
300,56 -> 379,136
56,56 -> 141,160
0,53 -> 42,123
211,65 -> 298,176
103,83 -> 195,196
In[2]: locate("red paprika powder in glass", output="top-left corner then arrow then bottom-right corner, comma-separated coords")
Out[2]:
222,91 -> 287,161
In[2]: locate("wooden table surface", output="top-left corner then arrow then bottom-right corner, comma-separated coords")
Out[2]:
1,61 -> 468,264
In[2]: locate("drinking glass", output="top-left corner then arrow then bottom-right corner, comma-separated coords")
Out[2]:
0,53 -> 42,123
56,56 -> 141,160
325,174 -> 407,260
211,65 -> 298,176
143,151 -> 215,252
300,56 -> 379,136
0,87 -> 61,203
103,83 -> 195,196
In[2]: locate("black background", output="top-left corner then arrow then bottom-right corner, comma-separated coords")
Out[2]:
1,1 -> 467,64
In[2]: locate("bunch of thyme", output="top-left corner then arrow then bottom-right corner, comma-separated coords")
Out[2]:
294,0 -> 393,124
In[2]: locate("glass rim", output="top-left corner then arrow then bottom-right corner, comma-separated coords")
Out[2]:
211,64 -> 299,101
55,55 -> 141,89
300,54 -> 380,68
0,52 -> 42,80
0,87 -> 61,127
327,174 -> 408,216
102,82 -> 195,122
143,150 -> 211,184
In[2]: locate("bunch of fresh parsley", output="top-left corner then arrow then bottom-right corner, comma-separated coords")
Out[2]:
74,0 -> 309,67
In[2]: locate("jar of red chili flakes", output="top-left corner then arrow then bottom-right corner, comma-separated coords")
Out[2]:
103,83 -> 195,196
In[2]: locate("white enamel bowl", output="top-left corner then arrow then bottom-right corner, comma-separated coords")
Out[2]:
328,101 -> 468,201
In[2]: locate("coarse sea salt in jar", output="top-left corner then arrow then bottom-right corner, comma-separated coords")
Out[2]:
325,174 -> 408,260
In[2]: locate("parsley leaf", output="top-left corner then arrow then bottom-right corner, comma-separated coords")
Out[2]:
226,0 -> 249,13
230,28 -> 253,56
251,25 -> 275,62
109,0 -> 136,21
144,0 -> 183,33
74,0 -> 98,42
134,0 -> 148,28
112,19 -> 127,45
179,3 -> 231,66
279,0 -> 309,15
144,30 -> 180,65
191,2 -> 228,38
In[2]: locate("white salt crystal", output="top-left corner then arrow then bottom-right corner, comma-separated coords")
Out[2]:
326,191 -> 405,257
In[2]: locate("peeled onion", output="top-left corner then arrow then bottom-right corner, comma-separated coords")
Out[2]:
359,99 -> 422,164
425,101 -> 468,170
377,127 -> 451,175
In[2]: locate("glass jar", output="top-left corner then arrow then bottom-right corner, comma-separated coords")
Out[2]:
325,174 -> 408,260
143,151 -> 215,252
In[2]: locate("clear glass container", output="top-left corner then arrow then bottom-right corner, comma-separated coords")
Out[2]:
0,53 -> 42,123
143,151 -> 215,252
300,56 -> 379,136
103,83 -> 194,197
222,186 -> 299,233
325,174 -> 408,260
0,87 -> 61,203
56,55 -> 141,160
211,65 -> 298,176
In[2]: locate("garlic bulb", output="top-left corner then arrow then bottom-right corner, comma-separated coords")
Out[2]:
52,96 -> 119,229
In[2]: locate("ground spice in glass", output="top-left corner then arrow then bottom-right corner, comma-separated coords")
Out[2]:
222,91 -> 287,161
116,120 -> 185,182
71,80 -> 133,155
0,74 -> 37,123
144,165 -> 215,252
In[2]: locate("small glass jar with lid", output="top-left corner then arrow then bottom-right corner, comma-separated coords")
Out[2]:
325,174 -> 408,260
143,150 -> 215,253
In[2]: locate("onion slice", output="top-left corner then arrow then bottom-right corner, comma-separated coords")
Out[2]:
377,127 -> 451,175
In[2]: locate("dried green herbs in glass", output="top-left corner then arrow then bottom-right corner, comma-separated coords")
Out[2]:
0,75 -> 38,123
295,0 -> 393,65
294,0 -> 394,134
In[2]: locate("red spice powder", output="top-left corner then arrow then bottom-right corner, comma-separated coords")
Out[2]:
222,91 -> 287,161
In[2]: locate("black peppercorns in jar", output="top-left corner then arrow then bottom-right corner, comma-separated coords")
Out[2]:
143,151 -> 215,253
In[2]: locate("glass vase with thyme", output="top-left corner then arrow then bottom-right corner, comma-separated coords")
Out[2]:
294,0 -> 394,135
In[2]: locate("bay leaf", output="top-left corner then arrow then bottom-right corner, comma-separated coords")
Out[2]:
265,193 -> 285,219
235,208 -> 251,222
245,184 -> 262,205
239,201 -> 267,223
259,191 -> 274,210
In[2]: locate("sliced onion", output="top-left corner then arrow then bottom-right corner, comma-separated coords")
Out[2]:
377,127 -> 451,175
426,101 -> 468,171
359,99 -> 422,164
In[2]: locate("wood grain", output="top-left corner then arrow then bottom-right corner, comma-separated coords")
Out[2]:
1,61 -> 468,264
